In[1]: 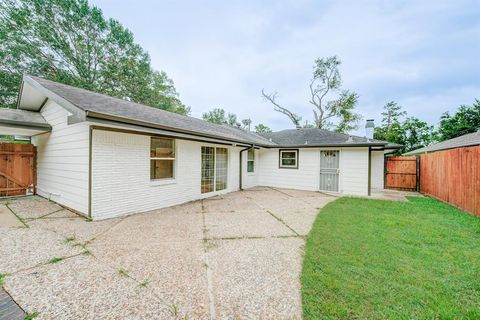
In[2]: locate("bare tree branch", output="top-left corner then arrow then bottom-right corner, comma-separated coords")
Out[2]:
261,89 -> 302,127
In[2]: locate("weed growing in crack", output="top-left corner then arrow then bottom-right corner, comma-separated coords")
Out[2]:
47,257 -> 64,264
0,272 -> 9,286
118,268 -> 129,277
139,278 -> 150,287
24,312 -> 39,319
168,303 -> 179,317
64,235 -> 76,244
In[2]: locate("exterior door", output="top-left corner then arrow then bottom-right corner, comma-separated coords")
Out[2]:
320,150 -> 340,192
201,146 -> 228,194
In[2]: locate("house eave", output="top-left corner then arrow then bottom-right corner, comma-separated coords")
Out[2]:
86,117 -> 255,147
264,143 -> 388,148
86,111 -> 271,147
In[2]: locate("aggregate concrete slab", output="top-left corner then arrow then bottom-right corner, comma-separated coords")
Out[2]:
2,197 -> 62,219
1,190 -> 336,319
27,216 -> 122,243
3,255 -> 173,320
93,209 -> 204,245
0,226 -> 83,274
203,192 -> 261,212
0,204 -> 24,228
204,210 -> 295,239
89,240 -> 210,319
208,237 -> 305,319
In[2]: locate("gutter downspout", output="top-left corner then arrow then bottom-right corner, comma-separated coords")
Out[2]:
239,145 -> 253,190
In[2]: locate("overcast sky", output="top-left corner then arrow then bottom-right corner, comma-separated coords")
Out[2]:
90,0 -> 480,135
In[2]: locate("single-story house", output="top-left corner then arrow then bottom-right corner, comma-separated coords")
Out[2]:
0,75 -> 400,220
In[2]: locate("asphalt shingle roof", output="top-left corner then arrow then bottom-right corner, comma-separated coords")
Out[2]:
260,128 -> 394,147
23,76 -> 398,148
404,131 -> 480,155
28,76 -> 275,146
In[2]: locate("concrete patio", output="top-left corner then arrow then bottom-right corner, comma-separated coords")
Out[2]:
0,187 -> 336,319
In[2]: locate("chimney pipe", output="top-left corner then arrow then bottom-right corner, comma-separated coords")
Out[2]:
365,119 -> 374,140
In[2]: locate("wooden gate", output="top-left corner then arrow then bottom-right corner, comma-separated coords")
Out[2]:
385,156 -> 419,191
0,143 -> 36,197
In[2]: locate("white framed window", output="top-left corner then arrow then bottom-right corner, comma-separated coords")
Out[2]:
247,148 -> 255,173
279,149 -> 298,169
201,146 -> 228,193
150,137 -> 175,180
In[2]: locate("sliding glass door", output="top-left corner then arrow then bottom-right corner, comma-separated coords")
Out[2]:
201,146 -> 228,194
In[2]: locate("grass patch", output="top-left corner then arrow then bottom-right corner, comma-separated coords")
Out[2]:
47,257 -> 64,264
302,196 -> 480,320
0,272 -> 8,286
24,312 -> 39,319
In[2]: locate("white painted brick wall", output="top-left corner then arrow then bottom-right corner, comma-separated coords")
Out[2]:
258,147 -> 369,195
258,148 -> 319,191
31,100 -> 90,214
91,129 -> 240,219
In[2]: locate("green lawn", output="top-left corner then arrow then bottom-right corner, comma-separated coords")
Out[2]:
301,196 -> 480,320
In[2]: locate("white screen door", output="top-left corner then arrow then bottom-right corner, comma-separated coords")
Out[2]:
320,150 -> 340,192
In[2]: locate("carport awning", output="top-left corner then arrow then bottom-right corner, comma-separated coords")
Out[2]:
0,108 -> 51,136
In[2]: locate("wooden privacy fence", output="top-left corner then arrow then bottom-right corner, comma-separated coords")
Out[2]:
0,143 -> 36,197
385,156 -> 419,191
420,146 -> 480,217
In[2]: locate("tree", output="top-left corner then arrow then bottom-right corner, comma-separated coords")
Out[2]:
400,117 -> 435,153
374,101 -> 406,142
254,124 -> 272,133
202,108 -> 240,126
381,101 -> 407,133
437,99 -> 480,141
0,0 -> 188,114
374,102 -> 435,153
261,56 -> 361,132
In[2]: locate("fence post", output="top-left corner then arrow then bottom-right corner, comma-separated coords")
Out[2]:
416,156 -> 420,192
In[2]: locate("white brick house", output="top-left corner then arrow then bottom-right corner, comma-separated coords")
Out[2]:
0,76 -> 399,220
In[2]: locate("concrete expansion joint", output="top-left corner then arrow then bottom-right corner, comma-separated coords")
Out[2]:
200,200 -> 217,320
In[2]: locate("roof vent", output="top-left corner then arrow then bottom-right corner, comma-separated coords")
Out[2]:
304,140 -> 308,145
347,136 -> 354,143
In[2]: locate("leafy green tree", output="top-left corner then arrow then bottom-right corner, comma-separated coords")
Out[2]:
400,117 -> 435,153
261,56 -> 361,132
437,99 -> 480,141
374,101 -> 406,142
202,108 -> 240,126
374,102 -> 434,153
0,0 -> 188,114
254,124 -> 272,133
